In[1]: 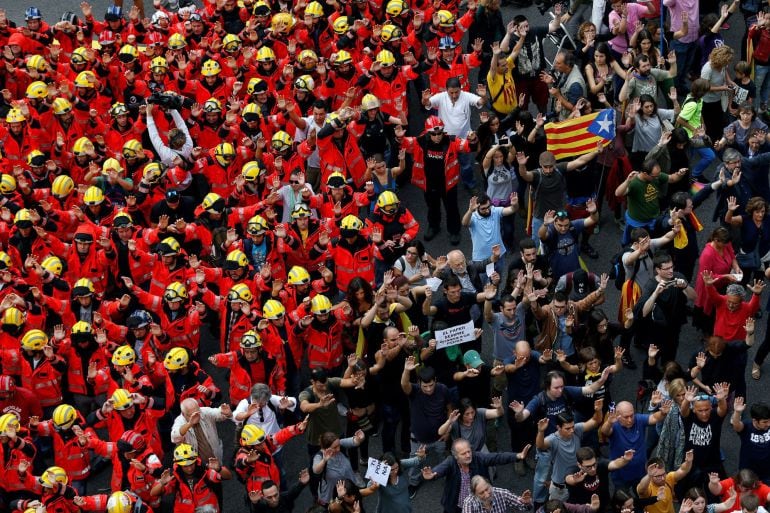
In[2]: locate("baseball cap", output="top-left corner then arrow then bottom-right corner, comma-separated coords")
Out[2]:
462,350 -> 484,369
310,368 -> 328,383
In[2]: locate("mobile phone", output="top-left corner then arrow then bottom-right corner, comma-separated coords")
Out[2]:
609,402 -> 616,413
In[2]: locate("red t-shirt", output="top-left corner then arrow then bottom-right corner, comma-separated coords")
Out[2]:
0,386 -> 43,424
720,478 -> 770,512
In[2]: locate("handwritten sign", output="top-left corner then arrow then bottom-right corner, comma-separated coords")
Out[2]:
425,277 -> 442,291
365,457 -> 391,487
435,320 -> 476,349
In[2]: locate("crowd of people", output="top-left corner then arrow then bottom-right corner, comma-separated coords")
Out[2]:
0,0 -> 769,512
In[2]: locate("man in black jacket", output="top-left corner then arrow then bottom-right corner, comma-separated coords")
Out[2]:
249,471 -> 309,513
421,437 -> 530,513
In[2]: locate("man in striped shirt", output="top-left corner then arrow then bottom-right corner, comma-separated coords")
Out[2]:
461,475 -> 531,513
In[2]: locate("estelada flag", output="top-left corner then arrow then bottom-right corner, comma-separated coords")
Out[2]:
545,109 -> 615,160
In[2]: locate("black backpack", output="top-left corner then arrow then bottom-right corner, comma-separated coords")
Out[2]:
609,247 -> 651,290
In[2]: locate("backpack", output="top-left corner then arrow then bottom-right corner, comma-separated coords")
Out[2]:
609,247 -> 651,290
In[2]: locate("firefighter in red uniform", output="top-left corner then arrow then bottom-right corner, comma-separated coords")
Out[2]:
426,36 -> 483,93
105,490 -> 154,513
36,466 -> 81,513
317,51 -> 362,111
198,278 -> 258,353
194,142 -> 243,198
150,444 -> 230,513
0,109 -> 40,171
359,50 -> 421,120
0,375 -> 42,425
234,421 -> 306,493
283,204 -> 332,271
56,321 -> 110,415
313,111 -> 368,188
81,186 -> 118,228
63,226 -> 115,296
128,237 -> 191,297
307,172 -> 374,227
105,104 -> 146,158
397,116 -> 477,245
208,330 -> 285,407
31,404 -> 93,494
185,59 -> 239,105
89,388 -> 166,458
325,215 -> 376,292
259,299 -> 303,397
226,216 -> 289,281
366,191 -> 420,283
123,279 -> 203,355
0,413 -> 37,500
17,329 -> 66,413
293,294 -> 346,373
163,347 -> 219,407
113,431 -> 162,507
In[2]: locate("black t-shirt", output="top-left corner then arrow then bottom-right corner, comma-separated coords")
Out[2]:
568,459 -> 610,511
683,409 -> 724,471
409,382 -> 451,443
739,420 -> 770,481
456,364 -> 493,409
423,138 -> 450,190
433,292 -> 478,326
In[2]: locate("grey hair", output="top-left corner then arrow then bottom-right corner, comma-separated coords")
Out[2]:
722,148 -> 742,163
450,438 -> 470,457
726,284 -> 746,298
470,475 -> 490,495
250,383 -> 271,402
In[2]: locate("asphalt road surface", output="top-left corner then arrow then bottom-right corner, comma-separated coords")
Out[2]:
7,0 -> 759,511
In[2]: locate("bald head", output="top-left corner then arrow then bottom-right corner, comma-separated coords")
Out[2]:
616,401 -> 635,427
181,398 -> 200,418
515,340 -> 531,357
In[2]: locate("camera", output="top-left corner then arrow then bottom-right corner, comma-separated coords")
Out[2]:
147,92 -> 194,110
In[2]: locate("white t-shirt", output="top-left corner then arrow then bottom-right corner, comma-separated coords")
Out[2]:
428,91 -> 482,138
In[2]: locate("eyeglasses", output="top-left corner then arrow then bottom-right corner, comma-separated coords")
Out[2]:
555,211 -> 569,219
289,180 -> 301,185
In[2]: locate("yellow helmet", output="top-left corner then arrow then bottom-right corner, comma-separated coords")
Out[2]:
40,466 -> 68,488
111,345 -> 136,366
51,175 -> 74,198
437,9 -> 455,27
111,388 -> 134,410
376,49 -> 396,66
377,190 -> 399,211
361,94 -> 380,111
174,443 -> 198,465
246,79 -> 267,97
381,23 -> 402,42
118,44 -> 139,61
25,81 -> 48,99
201,59 -> 222,76
158,237 -> 181,255
113,212 -> 133,227
164,281 -> 188,302
222,33 -> 241,52
52,404 -> 78,429
294,74 -> 315,92
73,277 -> 96,297
224,249 -> 249,270
150,56 -> 168,73
332,49 -> 352,65
52,97 -> 73,115
14,209 -> 33,226
74,70 -> 97,88
168,33 -> 186,51
287,265 -> 311,285
290,203 -> 311,219
326,171 -> 347,188
0,413 -> 20,433
70,47 -> 91,64
0,174 -> 16,194
21,329 -> 48,351
72,136 -> 94,156
310,294 -> 333,315
240,329 -> 262,349
2,307 -> 23,327
214,142 -> 235,166
203,97 -> 222,113
262,299 -> 286,319
271,131 -> 293,151
102,157 -> 122,174
83,186 -> 105,205
26,150 -> 45,168
297,49 -> 318,68
111,102 -> 130,118
247,215 -> 268,235
252,0 -> 271,15
240,424 -> 266,446
241,161 -> 262,181
0,251 -> 12,271
5,109 -> 26,124
340,214 -> 363,231
332,16 -> 349,34
143,162 -> 163,183
122,139 -> 143,158
305,1 -> 324,17
41,255 -> 63,276
200,192 -> 224,211
228,283 -> 253,303
106,491 -> 134,513
164,347 -> 189,370
270,12 -> 295,33
72,320 -> 92,335
26,54 -> 48,72
256,47 -> 276,62
386,0 -> 409,16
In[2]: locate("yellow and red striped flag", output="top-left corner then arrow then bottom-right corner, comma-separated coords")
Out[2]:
545,109 -> 615,160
